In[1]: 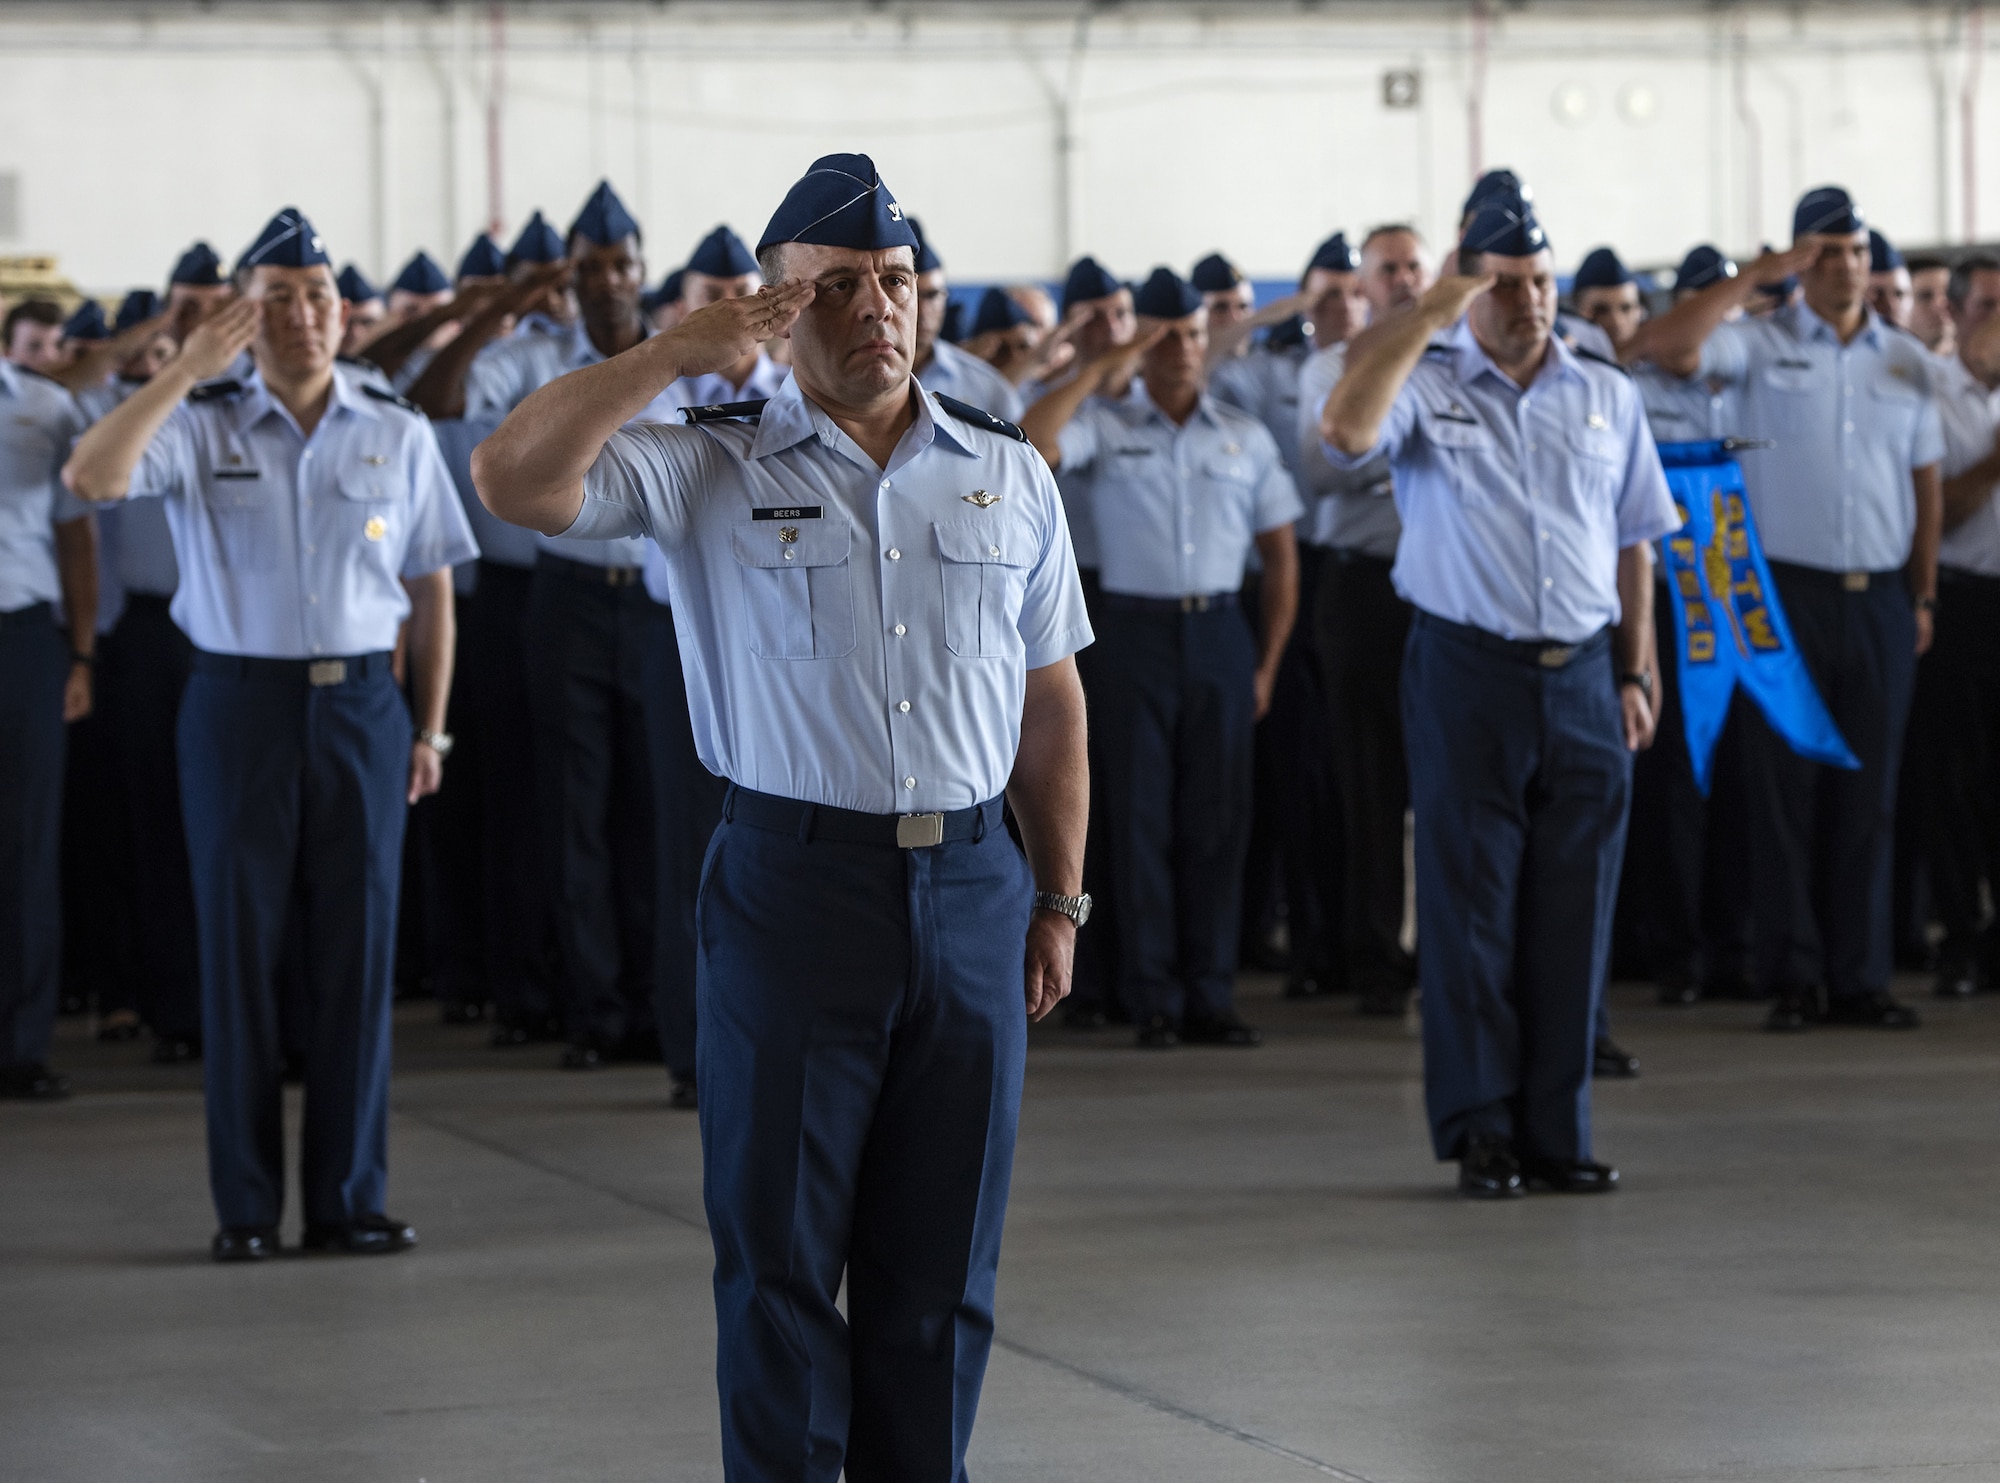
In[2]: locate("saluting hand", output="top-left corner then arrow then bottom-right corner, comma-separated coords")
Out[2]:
1746,241 -> 1820,287
175,297 -> 260,382
1087,323 -> 1166,391
1417,272 -> 1497,327
664,280 -> 815,382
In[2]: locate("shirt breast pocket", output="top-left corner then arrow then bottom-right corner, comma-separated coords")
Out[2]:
1868,378 -> 1924,443
1417,412 -> 1494,499
730,521 -> 856,660
934,519 -> 1032,659
1762,363 -> 1816,395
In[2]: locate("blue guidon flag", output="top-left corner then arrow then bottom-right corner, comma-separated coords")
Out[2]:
1656,439 -> 1859,794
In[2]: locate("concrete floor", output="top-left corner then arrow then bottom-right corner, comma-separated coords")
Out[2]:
6,976 -> 2000,1483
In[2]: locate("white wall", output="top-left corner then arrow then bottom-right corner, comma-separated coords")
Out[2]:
1,1 -> 1993,295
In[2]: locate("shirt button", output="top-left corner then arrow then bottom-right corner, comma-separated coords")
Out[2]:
904,776 -> 916,790
1183,542 -> 1196,554
1543,578 -> 1553,589
898,700 -> 911,713
1844,421 -> 1855,433
784,550 -> 795,561
989,545 -> 1000,557
888,548 -> 901,561
1539,531 -> 1550,542
308,594 -> 319,604
880,479 -> 890,491
893,623 -> 907,636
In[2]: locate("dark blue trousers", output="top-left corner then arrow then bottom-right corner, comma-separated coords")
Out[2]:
1092,600 -> 1257,1022
1403,614 -> 1632,1162
102,595 -> 201,1039
0,606 -> 68,1069
179,651 -> 408,1231
643,603 -> 726,1081
1742,565 -> 1917,1000
697,790 -> 1030,1483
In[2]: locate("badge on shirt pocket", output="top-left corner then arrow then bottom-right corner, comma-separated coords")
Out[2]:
934,519 -> 1031,659
728,520 -> 856,660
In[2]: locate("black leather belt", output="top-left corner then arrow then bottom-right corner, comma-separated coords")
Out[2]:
192,650 -> 394,687
1328,548 -> 1394,571
1414,611 -> 1609,669
1766,560 -> 1901,594
723,785 -> 1002,849
0,600 -> 54,632
538,552 -> 644,587
1102,591 -> 1239,614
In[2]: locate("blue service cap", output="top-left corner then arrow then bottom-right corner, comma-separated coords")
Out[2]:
507,210 -> 567,266
1060,255 -> 1122,315
1463,168 -> 1530,219
1572,246 -> 1633,290
63,300 -> 109,341
908,217 -> 943,274
392,251 -> 450,295
1868,229 -> 1905,273
1674,245 -> 1737,294
970,285 -> 1033,336
657,267 -> 686,303
685,225 -> 759,279
1306,233 -> 1360,274
238,208 -> 332,273
169,241 -> 225,288
1462,204 -> 1550,259
336,264 -> 381,304
1133,266 -> 1204,320
569,180 -> 643,248
1794,185 -> 1864,239
1266,313 -> 1308,350
114,289 -> 162,333
756,153 -> 917,257
1190,253 -> 1242,292
457,233 -> 507,281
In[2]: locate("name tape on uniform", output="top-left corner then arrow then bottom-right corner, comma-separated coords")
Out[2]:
751,506 -> 824,522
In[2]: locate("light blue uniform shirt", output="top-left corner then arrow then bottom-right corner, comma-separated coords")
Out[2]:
1698,303 -> 1945,572
465,321 -> 679,570
917,339 -> 1024,424
1328,318 -> 1678,643
1295,341 -> 1401,559
125,364 -> 479,658
1631,362 -> 1734,446
1210,341 -> 1311,479
563,375 -> 1093,815
1056,384 -> 1302,600
80,375 -> 182,614
1933,351 -> 2000,576
0,361 -> 90,615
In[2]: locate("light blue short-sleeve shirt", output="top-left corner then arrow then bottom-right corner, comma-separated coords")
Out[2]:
1210,342 -> 1311,480
564,375 -> 1093,814
1295,341 -> 1402,559
1326,318 -> 1678,643
0,361 -> 90,615
1698,303 -> 1946,572
124,365 -> 479,657
1632,362 -> 1735,446
1934,351 -> 2000,577
919,339 -> 1024,424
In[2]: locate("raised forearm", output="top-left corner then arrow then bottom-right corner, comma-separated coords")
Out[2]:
401,571 -> 454,734
1007,658 -> 1088,896
1614,542 -> 1654,674
1628,279 -> 1752,378
1018,370 -> 1102,469
64,362 -> 198,501
1323,306 -> 1444,455
407,306 -> 513,420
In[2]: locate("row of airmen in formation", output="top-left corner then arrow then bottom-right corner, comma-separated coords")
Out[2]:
3,167 -> 1998,1230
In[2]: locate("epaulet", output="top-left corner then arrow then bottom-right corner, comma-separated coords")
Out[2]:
1570,346 -> 1632,378
187,378 -> 243,403
1421,341 -> 1454,359
680,398 -> 768,424
934,391 -> 1027,443
362,382 -> 421,413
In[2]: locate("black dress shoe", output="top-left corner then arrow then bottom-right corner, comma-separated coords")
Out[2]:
150,1034 -> 202,1065
1592,1037 -> 1640,1078
301,1213 -> 417,1256
0,1063 -> 71,1100
211,1226 -> 280,1262
1933,959 -> 1980,999
1824,993 -> 1921,1029
1061,1000 -> 1110,1030
1457,1137 -> 1524,1199
1180,1010 -> 1262,1047
669,1075 -> 698,1111
1135,1013 -> 1180,1049
1764,986 -> 1819,1033
1655,968 -> 1702,1006
1520,1155 -> 1620,1193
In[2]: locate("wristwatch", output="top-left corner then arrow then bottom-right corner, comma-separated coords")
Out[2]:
1617,670 -> 1653,700
1034,891 -> 1092,929
416,728 -> 455,759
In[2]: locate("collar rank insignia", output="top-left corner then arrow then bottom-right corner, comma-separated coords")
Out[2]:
962,490 -> 1001,509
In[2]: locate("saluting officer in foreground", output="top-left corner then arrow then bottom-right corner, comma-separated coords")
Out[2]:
475,153 -> 1091,1482
1322,202 -> 1677,1198
65,208 -> 479,1261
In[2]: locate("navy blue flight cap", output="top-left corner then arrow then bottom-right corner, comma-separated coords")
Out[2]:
392,251 -> 450,296
238,208 -> 332,273
685,225 -> 759,279
457,233 -> 507,281
63,300 -> 109,341
1306,234 -> 1360,274
1868,229 -> 1905,273
1572,246 -> 1634,290
1463,168 -> 1530,219
657,267 -> 686,303
569,180 -> 643,248
970,285 -> 1033,336
1190,253 -> 1243,292
756,153 -> 918,257
114,289 -> 162,333
507,211 -> 567,266
1461,204 -> 1550,259
336,264 -> 381,304
1674,244 -> 1737,294
1793,185 -> 1864,239
1060,256 -> 1122,315
908,218 -> 943,274
1133,267 -> 1204,320
168,241 -> 225,287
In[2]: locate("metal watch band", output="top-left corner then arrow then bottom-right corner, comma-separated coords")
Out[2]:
1034,891 -> 1091,929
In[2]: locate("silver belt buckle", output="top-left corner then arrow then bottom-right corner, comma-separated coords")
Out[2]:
1842,571 -> 1870,592
1179,594 -> 1210,613
1537,645 -> 1575,669
896,812 -> 945,849
307,659 -> 348,687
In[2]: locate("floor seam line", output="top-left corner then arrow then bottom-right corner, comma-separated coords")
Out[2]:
992,1335 -> 1382,1482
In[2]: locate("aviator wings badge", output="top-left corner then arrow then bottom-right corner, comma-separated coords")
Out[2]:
962,490 -> 1002,509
